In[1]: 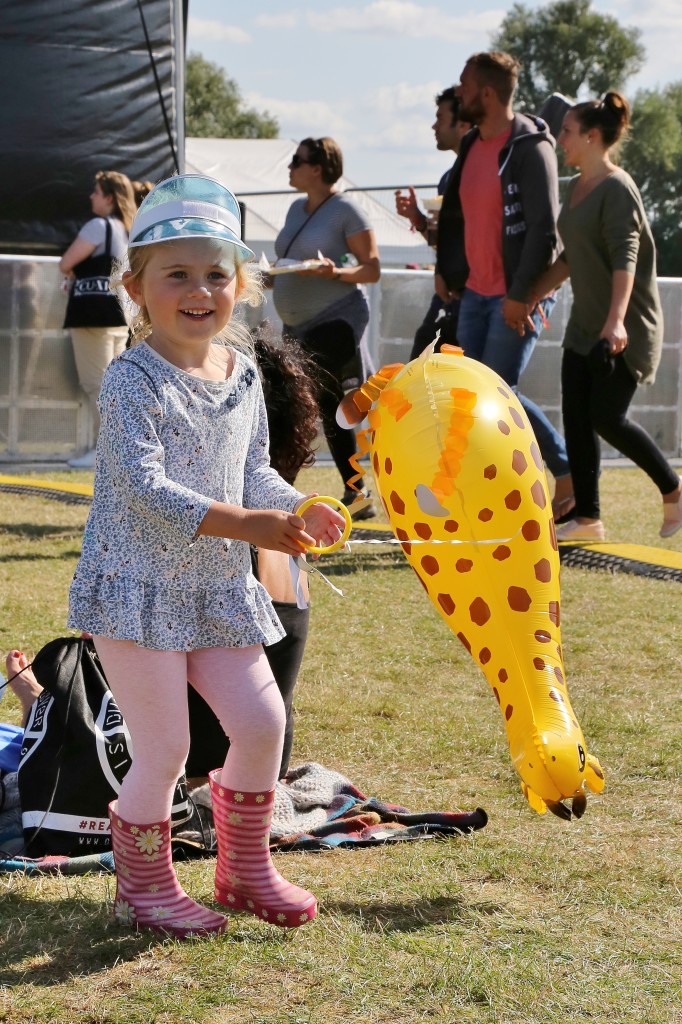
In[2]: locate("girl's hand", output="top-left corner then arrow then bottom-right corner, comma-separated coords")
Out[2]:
601,318 -> 628,354
242,509 -> 317,556
294,493 -> 347,554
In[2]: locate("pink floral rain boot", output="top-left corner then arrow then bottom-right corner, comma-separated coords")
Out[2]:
108,801 -> 227,939
208,770 -> 317,928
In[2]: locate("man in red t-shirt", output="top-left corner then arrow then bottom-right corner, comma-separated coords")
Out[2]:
436,51 -> 573,515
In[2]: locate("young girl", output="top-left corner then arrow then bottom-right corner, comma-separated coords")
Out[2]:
68,174 -> 345,937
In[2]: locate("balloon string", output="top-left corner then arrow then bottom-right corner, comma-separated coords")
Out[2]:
347,529 -> 526,547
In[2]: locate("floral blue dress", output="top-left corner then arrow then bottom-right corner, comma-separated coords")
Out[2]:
68,342 -> 303,651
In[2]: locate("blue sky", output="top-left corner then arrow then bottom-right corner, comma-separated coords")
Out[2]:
186,0 -> 682,188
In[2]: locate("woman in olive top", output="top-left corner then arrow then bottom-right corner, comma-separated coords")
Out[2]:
533,91 -> 681,541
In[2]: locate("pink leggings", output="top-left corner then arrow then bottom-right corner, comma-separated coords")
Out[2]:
94,637 -> 285,823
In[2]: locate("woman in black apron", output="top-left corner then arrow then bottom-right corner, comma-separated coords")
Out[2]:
60,171 -> 136,467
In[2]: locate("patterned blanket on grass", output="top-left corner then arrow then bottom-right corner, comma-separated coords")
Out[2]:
188,762 -> 488,852
0,762 -> 487,873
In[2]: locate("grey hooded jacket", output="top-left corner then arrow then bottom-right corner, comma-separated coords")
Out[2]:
436,113 -> 559,303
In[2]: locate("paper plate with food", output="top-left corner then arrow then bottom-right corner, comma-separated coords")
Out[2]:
259,253 -> 326,275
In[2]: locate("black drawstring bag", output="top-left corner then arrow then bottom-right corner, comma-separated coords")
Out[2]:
17,637 -> 189,857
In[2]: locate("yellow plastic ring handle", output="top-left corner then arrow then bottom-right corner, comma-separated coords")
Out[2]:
297,495 -> 352,555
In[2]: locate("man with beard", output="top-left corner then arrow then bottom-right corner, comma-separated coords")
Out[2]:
436,51 -> 574,518
395,88 -> 471,358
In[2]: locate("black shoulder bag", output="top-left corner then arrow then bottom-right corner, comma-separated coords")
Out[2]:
63,217 -> 127,329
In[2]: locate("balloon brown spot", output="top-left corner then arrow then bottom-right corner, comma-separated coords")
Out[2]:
384,457 -> 393,475
414,522 -> 432,540
549,601 -> 560,626
493,545 -> 511,560
534,558 -> 551,582
421,555 -> 440,576
457,632 -> 471,653
444,519 -> 459,533
497,420 -> 510,435
554,666 -> 564,685
505,490 -> 522,510
522,519 -> 541,541
456,558 -> 473,573
509,407 -> 525,430
390,490 -> 406,515
530,441 -> 543,471
531,480 -> 547,508
493,686 -> 500,704
484,465 -> 497,479
549,689 -> 565,703
535,629 -> 551,644
508,586 -> 531,612
373,452 -> 380,476
498,668 -> 508,682
497,385 -> 511,399
479,647 -> 491,664
505,704 -> 514,721
512,450 -> 528,475
470,596 -> 491,625
438,593 -> 455,615
550,519 -> 558,550
478,508 -> 493,522
533,657 -> 545,670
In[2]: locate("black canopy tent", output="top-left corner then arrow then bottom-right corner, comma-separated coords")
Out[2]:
0,0 -> 186,254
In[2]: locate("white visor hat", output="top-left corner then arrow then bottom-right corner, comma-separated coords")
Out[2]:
129,174 -> 255,262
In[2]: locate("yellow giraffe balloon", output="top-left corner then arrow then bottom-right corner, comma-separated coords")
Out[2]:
343,344 -> 604,819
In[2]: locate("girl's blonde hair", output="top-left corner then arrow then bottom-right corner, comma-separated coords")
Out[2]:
112,239 -> 263,352
95,170 -> 137,234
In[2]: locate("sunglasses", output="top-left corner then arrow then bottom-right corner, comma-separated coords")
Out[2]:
290,153 -> 316,168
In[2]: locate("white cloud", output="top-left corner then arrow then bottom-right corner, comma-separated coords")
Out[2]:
187,18 -> 251,44
369,80 -> 446,113
254,12 -> 299,29
245,92 -> 354,139
357,114 -> 435,151
307,1 -> 504,42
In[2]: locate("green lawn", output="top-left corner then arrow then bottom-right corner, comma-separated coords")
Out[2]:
0,465 -> 681,1024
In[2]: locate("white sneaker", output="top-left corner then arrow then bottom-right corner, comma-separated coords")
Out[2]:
660,491 -> 682,538
68,449 -> 97,469
555,519 -> 605,542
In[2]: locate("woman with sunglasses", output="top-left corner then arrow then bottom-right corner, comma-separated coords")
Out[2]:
272,137 -> 381,515
60,170 -> 137,468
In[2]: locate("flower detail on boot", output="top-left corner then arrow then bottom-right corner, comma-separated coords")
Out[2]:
108,801 -> 227,940
135,827 -> 163,859
209,770 -> 317,929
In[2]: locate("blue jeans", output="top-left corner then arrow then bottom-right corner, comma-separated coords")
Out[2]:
456,289 -> 570,478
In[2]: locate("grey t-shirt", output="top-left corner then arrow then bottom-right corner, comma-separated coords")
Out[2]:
78,216 -> 129,260
558,169 -> 662,384
273,193 -> 372,329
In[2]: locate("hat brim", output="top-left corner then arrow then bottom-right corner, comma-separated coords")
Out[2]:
129,216 -> 255,262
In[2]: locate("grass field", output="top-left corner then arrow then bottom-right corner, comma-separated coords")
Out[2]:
0,464 -> 681,1024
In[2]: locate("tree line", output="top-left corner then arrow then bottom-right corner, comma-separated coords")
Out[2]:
186,0 -> 682,275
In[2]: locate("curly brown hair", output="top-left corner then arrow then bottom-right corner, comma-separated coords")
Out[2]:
252,324 -> 320,484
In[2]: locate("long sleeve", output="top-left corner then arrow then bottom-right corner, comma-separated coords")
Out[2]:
98,361 -> 213,541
